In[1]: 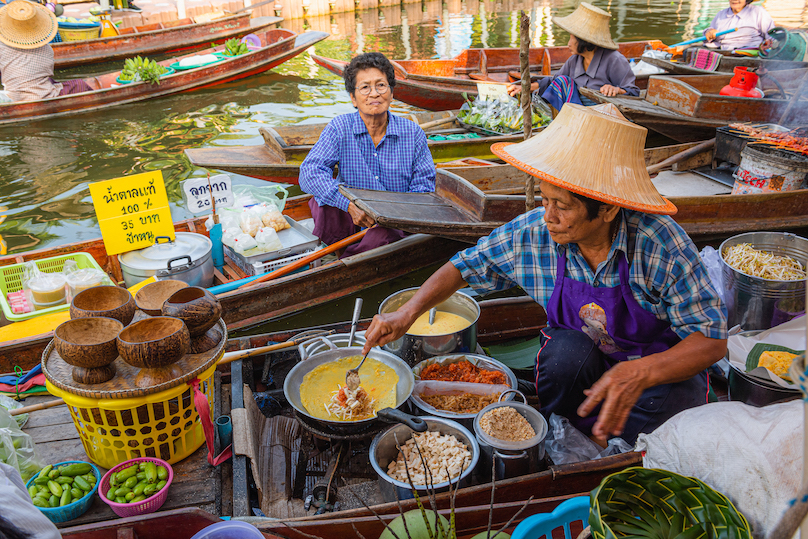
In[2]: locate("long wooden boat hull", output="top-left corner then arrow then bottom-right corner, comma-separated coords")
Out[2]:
0,193 -> 465,371
185,110 -> 524,184
343,157 -> 808,242
1,29 -> 328,126
53,14 -> 282,69
643,55 -> 807,77
582,70 -> 808,142
312,41 -> 666,111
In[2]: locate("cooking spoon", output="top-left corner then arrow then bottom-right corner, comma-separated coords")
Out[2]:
345,297 -> 366,390
428,307 -> 436,325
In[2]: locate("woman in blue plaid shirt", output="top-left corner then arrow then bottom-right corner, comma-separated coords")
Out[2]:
299,52 -> 436,259
363,104 -> 728,445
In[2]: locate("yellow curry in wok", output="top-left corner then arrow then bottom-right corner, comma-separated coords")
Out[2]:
300,356 -> 399,421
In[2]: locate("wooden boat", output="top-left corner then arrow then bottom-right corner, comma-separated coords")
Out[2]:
312,40 -> 667,111
341,152 -> 808,242
0,192 -> 466,371
28,297 -> 641,534
581,69 -> 808,142
0,28 -> 328,126
53,14 -> 282,69
184,110 -> 525,184
640,54 -> 807,77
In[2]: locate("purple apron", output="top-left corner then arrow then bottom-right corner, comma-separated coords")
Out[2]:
539,249 -> 705,435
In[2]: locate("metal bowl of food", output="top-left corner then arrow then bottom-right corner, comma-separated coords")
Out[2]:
726,329 -> 801,407
379,287 -> 480,366
408,353 -> 519,429
369,416 -> 479,502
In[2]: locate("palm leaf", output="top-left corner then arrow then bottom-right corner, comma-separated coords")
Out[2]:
589,467 -> 752,539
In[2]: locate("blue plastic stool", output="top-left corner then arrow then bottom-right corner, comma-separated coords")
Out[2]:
511,496 -> 590,539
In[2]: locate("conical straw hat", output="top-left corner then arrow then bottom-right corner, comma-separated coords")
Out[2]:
553,2 -> 618,51
0,2 -> 58,50
491,103 -> 677,215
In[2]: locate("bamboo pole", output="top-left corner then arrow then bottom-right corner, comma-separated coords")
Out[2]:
519,10 -> 534,213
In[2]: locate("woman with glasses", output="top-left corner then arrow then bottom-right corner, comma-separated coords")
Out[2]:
300,52 -> 436,258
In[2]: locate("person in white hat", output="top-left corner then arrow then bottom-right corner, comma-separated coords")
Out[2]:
0,1 -> 92,102
508,3 -> 638,111
361,104 -> 727,446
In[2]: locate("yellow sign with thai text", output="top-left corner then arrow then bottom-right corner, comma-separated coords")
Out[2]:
89,171 -> 175,255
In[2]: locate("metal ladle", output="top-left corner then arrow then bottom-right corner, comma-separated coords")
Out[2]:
345,298 -> 366,390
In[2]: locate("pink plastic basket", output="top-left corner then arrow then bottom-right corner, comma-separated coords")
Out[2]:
99,457 -> 173,517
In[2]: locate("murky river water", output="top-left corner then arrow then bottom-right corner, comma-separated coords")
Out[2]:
0,0 -> 805,328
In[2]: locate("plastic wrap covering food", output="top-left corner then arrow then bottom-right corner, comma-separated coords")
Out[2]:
0,406 -> 44,482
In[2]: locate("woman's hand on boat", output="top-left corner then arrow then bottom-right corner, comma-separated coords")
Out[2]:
576,360 -> 651,442
599,84 -> 626,97
348,202 -> 376,228
362,312 -> 412,354
507,84 -> 522,97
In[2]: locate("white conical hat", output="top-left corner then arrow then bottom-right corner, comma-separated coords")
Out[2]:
0,1 -> 57,50
553,2 -> 618,51
491,103 -> 677,215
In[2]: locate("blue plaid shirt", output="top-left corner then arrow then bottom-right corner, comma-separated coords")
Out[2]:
451,207 -> 727,340
299,111 -> 436,211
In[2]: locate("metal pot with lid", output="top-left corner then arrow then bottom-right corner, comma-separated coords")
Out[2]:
118,233 -> 214,288
473,390 -> 548,481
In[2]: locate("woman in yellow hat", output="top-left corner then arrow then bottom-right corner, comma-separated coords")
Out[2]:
0,1 -> 92,102
508,3 -> 638,111
361,104 -> 727,446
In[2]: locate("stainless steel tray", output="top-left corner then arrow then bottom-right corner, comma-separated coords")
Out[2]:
226,216 -> 320,265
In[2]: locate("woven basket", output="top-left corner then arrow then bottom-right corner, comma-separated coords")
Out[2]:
590,467 -> 753,539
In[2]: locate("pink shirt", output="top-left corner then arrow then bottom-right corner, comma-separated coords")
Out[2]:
0,42 -> 62,102
706,5 -> 775,50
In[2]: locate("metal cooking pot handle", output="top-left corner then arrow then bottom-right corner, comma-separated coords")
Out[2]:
376,408 -> 428,432
166,256 -> 193,270
154,236 -> 173,244
498,389 -> 526,404
298,335 -> 338,361
493,449 -> 528,461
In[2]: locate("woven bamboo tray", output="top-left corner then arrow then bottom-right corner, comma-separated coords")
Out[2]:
42,317 -> 226,400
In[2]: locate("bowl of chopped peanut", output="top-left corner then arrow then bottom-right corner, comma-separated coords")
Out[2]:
370,416 -> 479,502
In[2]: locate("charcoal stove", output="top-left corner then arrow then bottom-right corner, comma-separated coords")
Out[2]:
715,124 -> 808,166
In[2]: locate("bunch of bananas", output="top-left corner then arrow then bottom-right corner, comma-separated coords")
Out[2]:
120,56 -> 169,85
224,38 -> 250,57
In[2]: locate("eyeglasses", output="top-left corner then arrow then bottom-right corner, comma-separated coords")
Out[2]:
356,82 -> 390,96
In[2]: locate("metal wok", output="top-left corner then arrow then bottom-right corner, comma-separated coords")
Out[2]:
284,336 -> 427,434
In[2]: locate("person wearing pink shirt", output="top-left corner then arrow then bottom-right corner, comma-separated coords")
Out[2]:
705,0 -> 774,51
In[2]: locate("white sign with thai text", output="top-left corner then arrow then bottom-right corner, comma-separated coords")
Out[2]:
182,174 -> 234,214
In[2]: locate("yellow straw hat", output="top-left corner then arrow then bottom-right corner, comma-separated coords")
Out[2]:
491,103 -> 677,215
0,1 -> 58,50
553,2 -> 618,51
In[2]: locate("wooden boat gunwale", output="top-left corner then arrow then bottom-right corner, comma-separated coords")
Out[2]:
53,14 -> 283,68
0,28 -> 329,126
641,55 -> 808,77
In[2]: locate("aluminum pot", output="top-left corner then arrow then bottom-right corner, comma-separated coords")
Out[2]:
283,336 -> 426,435
409,353 -> 519,430
727,364 -> 800,407
119,233 -> 214,288
473,390 -> 548,481
380,287 -> 480,366
719,232 -> 808,331
370,416 -> 479,502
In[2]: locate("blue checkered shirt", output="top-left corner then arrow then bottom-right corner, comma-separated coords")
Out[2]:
451,207 -> 727,340
299,111 -> 436,211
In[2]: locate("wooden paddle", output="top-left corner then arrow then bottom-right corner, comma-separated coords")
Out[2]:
238,226 -> 372,290
7,330 -> 335,417
417,115 -> 457,131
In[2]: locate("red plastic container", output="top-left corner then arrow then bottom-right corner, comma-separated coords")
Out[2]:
100,457 -> 173,518
720,66 -> 763,98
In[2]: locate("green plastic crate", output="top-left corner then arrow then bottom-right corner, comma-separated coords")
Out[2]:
0,253 -> 105,323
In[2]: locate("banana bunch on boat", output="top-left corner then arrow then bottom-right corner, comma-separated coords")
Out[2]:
459,94 -> 550,135
119,56 -> 170,85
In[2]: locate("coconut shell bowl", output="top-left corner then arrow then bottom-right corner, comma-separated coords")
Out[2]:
54,317 -> 124,384
162,287 -> 223,352
134,279 -> 189,316
71,286 -> 136,326
117,317 -> 191,388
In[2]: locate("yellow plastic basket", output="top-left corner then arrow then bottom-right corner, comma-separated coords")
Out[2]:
47,362 -> 216,469
58,26 -> 101,41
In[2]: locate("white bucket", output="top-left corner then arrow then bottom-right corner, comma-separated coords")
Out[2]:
732,146 -> 808,194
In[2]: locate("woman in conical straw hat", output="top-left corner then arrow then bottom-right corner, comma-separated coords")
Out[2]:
508,2 -> 639,112
0,1 -> 92,102
362,104 -> 727,446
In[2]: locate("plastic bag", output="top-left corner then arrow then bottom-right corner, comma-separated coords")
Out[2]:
233,233 -> 258,255
232,184 -> 288,212
544,413 -> 631,465
260,205 -> 290,232
239,211 -> 262,238
699,246 -> 726,305
0,406 -> 44,482
255,227 -> 282,253
0,395 -> 28,428
63,260 -> 108,300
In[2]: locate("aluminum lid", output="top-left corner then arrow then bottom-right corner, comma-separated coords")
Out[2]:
119,233 -> 212,271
